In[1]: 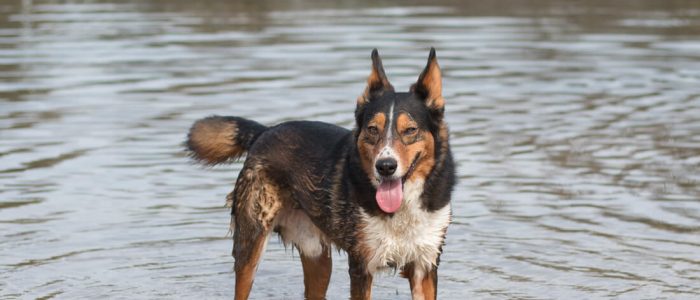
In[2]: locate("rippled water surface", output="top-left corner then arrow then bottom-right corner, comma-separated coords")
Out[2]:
2,0 -> 700,298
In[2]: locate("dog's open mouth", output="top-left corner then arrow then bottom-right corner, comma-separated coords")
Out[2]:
375,153 -> 420,214
376,179 -> 402,213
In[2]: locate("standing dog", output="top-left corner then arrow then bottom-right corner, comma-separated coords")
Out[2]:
186,48 -> 455,300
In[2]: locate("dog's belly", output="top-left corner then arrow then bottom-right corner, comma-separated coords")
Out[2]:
359,180 -> 451,274
274,207 -> 329,258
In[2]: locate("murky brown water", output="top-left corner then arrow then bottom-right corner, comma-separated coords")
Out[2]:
2,0 -> 700,298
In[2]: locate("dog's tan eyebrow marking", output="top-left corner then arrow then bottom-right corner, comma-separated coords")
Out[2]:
396,112 -> 417,132
368,112 -> 386,130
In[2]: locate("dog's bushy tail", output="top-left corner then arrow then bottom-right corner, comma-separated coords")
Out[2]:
186,116 -> 267,165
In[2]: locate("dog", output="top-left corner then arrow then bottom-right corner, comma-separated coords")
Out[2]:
186,48 -> 455,300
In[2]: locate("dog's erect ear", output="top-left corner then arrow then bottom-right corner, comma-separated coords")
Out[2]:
358,49 -> 394,105
411,47 -> 444,111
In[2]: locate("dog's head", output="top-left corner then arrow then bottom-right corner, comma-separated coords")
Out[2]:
354,48 -> 447,213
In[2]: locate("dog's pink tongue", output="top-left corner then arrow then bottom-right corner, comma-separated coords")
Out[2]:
376,179 -> 403,213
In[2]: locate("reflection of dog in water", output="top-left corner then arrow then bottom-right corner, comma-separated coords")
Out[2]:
186,48 -> 456,300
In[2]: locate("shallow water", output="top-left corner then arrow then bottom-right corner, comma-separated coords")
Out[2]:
1,0 -> 700,298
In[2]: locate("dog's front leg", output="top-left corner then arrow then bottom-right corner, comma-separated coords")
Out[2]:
348,256 -> 373,300
402,263 -> 438,300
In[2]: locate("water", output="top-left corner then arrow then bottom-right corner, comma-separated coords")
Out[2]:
1,0 -> 699,298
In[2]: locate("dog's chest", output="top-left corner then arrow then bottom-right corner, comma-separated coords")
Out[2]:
359,180 -> 451,274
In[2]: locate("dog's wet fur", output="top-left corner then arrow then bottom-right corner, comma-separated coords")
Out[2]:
187,48 -> 455,300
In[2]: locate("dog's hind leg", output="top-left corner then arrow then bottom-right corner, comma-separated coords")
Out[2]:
300,245 -> 332,300
233,227 -> 270,300
231,163 -> 284,300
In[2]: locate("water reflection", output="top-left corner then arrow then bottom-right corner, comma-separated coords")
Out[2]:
1,0 -> 699,298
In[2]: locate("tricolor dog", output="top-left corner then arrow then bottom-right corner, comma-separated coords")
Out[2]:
186,48 -> 456,300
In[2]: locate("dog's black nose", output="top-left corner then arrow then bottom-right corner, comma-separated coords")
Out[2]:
375,158 -> 397,176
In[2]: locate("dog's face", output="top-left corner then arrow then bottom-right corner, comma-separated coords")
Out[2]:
355,49 -> 445,213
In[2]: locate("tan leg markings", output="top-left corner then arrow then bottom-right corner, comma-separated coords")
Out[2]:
301,246 -> 332,300
234,233 -> 269,300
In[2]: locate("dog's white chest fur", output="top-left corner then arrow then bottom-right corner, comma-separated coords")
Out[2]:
360,180 -> 451,274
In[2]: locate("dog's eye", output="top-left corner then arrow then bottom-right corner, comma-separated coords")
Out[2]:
404,127 -> 418,135
367,126 -> 379,135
